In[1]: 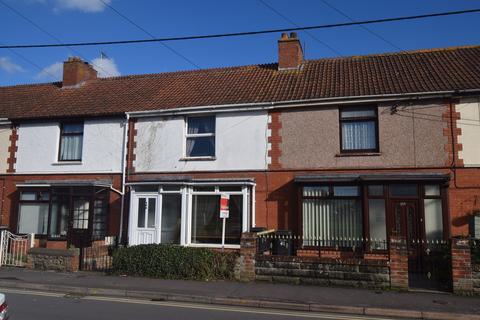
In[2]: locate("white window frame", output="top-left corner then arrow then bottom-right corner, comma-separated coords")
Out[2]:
129,183 -> 251,249
184,115 -> 216,159
186,185 -> 249,249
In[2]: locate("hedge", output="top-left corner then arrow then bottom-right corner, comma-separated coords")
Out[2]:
111,244 -> 238,280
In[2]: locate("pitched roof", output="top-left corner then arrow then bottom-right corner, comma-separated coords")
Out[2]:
1,45 -> 479,120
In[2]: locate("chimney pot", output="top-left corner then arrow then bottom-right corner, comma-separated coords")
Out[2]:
278,33 -> 303,70
62,57 -> 97,87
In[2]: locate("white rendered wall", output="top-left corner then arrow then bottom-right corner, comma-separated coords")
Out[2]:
15,118 -> 125,173
134,111 -> 269,172
457,98 -> 480,166
0,125 -> 11,173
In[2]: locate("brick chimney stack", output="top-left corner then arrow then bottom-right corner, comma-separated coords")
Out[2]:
278,32 -> 303,70
62,57 -> 97,87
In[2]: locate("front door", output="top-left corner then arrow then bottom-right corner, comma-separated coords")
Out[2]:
391,200 -> 451,291
68,197 -> 92,248
134,196 -> 157,245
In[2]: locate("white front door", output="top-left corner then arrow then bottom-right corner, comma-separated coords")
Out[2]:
134,196 -> 157,245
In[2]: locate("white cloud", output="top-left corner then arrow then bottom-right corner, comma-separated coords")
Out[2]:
36,62 -> 63,80
90,57 -> 120,78
36,56 -> 120,81
0,57 -> 25,74
34,0 -> 111,13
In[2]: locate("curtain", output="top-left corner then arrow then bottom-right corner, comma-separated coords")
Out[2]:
186,117 -> 215,157
342,121 -> 376,150
302,198 -> 362,247
188,117 -> 215,134
60,135 -> 83,160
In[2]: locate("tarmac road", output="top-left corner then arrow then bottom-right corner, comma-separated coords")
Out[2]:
3,288 -> 398,320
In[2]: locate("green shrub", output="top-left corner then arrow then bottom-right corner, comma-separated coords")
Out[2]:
112,244 -> 238,280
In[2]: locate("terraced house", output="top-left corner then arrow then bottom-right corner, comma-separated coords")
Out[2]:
0,33 -> 479,293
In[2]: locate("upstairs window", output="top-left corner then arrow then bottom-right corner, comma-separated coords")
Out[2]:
340,107 -> 378,153
186,116 -> 215,158
59,122 -> 84,161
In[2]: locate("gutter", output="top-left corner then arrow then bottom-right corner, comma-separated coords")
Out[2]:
127,89 -> 480,117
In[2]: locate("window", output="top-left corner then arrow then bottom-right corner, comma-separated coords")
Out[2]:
340,106 -> 378,152
186,116 -> 215,157
18,204 -> 49,234
72,198 -> 90,229
190,186 -> 245,246
390,184 -> 418,197
59,123 -> 84,161
423,185 -> 443,241
161,194 -> 182,244
137,198 -> 156,228
191,194 -> 243,245
17,187 -> 109,240
50,195 -> 69,238
18,190 -> 50,235
302,185 -> 362,247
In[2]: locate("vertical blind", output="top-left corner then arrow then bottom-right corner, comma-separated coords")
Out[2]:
302,198 -> 362,247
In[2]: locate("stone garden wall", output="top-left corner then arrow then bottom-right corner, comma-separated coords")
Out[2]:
255,255 -> 389,288
27,247 -> 79,272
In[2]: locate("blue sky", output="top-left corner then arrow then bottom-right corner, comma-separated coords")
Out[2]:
0,0 -> 479,87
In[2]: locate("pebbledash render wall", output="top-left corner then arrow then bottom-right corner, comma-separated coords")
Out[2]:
279,101 -> 449,169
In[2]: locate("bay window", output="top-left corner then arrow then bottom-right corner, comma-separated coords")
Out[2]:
129,182 -> 251,248
17,187 -> 109,242
300,182 -> 446,252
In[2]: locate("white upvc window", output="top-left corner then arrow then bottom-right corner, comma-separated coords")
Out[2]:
185,116 -> 216,158
129,183 -> 251,249
187,185 -> 249,248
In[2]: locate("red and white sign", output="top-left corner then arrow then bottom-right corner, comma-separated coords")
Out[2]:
220,194 -> 230,218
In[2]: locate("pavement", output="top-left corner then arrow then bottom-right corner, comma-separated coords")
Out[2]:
0,268 -> 479,320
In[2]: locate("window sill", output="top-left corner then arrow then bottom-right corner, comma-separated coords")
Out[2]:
52,161 -> 83,165
335,152 -> 381,157
179,156 -> 216,161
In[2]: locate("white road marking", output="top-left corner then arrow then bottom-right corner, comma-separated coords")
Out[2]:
0,288 -> 395,320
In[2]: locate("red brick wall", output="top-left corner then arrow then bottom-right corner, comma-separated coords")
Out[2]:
127,118 -> 137,174
6,126 -> 17,173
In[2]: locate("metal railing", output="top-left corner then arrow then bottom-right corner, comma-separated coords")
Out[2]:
80,236 -> 118,272
257,232 -> 388,256
472,239 -> 480,265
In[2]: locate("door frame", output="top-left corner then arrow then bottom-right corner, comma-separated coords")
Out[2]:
129,192 -> 159,246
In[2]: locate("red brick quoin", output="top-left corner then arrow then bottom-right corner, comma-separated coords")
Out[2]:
6,125 -> 18,173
